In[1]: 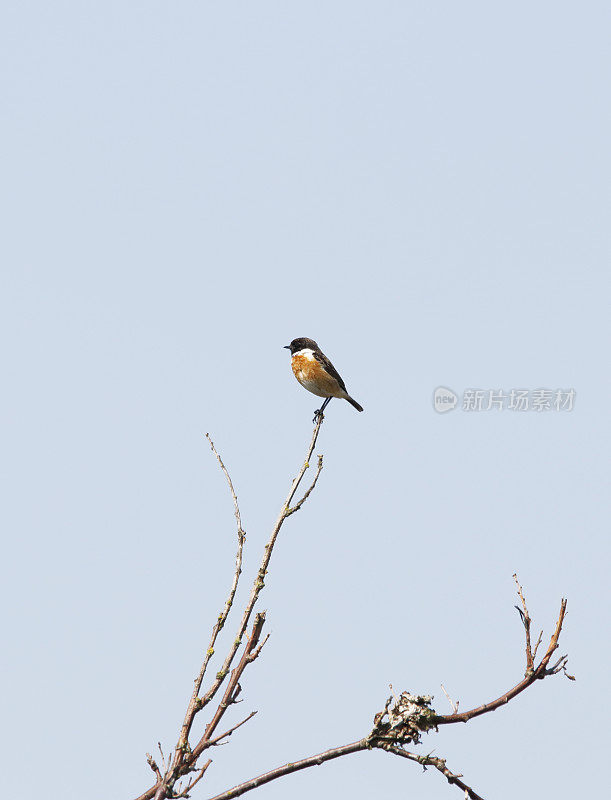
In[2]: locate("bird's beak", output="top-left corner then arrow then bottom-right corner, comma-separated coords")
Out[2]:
283,345 -> 291,350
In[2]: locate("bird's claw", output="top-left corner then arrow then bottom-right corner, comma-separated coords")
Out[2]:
313,409 -> 324,424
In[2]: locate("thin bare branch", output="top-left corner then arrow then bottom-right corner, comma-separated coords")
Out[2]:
204,712 -> 258,749
532,629 -> 543,663
382,745 -> 485,800
204,739 -> 369,800
440,684 -> 459,715
158,743 -> 167,772
175,436 -> 247,756
192,613 -> 266,760
248,633 -> 270,662
196,415 -> 324,716
174,760 -> 212,799
146,754 -> 162,782
285,455 -> 324,516
205,434 -> 245,536
135,417 -> 327,800
435,598 -> 568,726
513,573 -> 534,673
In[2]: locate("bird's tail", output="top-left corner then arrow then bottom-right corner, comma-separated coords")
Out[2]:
346,395 -> 364,412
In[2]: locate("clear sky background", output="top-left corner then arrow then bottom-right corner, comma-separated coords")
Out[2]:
1,3 -> 609,799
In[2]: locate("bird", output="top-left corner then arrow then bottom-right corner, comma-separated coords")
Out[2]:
284,337 -> 363,419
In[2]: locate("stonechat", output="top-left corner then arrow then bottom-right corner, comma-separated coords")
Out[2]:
284,337 -> 363,418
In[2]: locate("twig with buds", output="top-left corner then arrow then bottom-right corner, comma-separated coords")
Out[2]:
135,416 -> 327,800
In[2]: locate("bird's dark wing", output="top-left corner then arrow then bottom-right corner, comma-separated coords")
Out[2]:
314,350 -> 347,392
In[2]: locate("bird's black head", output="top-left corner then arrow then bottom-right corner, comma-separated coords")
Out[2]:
284,337 -> 320,355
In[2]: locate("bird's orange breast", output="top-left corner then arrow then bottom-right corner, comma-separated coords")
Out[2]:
291,353 -> 318,381
291,353 -> 342,397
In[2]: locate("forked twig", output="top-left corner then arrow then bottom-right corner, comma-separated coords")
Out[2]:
204,712 -> 258,749
197,415 -> 324,716
174,435 -> 247,762
285,455 -> 324,516
435,585 -> 569,727
136,416 -> 327,800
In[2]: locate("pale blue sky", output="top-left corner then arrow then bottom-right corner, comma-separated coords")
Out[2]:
1,3 -> 609,799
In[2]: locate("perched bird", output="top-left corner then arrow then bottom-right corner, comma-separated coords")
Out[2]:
284,337 -> 363,419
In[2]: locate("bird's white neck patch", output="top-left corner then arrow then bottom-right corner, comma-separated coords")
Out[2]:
293,348 -> 315,360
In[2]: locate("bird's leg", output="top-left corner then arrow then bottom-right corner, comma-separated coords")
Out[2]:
313,397 -> 332,423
